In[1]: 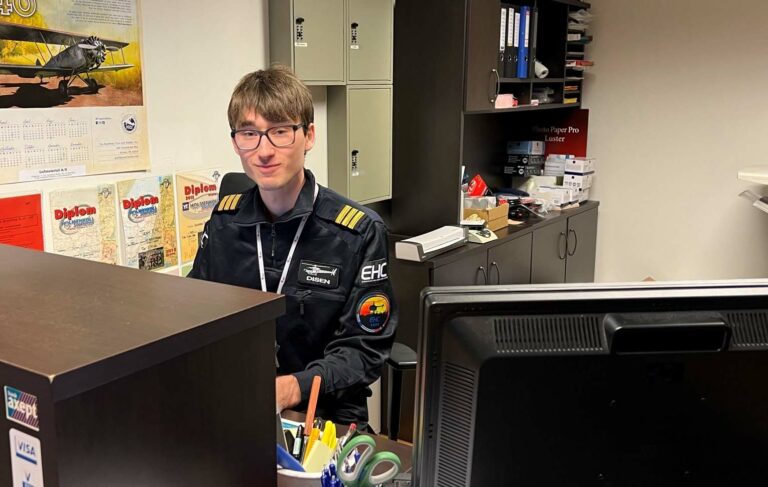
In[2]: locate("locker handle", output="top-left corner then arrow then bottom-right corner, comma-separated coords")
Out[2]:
490,261 -> 501,285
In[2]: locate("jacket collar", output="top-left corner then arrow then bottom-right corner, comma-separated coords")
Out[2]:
232,169 -> 317,225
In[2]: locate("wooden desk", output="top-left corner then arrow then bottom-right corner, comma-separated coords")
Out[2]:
282,410 -> 413,473
0,245 -> 285,486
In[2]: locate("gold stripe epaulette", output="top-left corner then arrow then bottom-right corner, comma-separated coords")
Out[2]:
215,193 -> 243,213
334,204 -> 367,230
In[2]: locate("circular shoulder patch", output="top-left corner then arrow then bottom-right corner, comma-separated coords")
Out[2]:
355,293 -> 391,333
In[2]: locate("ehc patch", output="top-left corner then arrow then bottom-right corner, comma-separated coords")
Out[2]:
356,293 -> 390,333
359,258 -> 388,285
298,260 -> 340,289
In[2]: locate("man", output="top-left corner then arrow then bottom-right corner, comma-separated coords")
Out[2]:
189,65 -> 396,427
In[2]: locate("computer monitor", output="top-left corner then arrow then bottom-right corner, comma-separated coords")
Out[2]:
413,281 -> 768,486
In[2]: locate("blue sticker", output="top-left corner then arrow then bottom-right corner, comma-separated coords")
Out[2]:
5,386 -> 39,431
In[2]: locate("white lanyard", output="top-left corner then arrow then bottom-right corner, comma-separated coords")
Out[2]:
255,184 -> 318,295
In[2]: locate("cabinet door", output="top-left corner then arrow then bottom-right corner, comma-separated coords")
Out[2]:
348,0 -> 393,82
531,219 -> 567,283
348,87 -> 392,203
432,253 -> 489,286
294,0 -> 345,83
488,233 -> 532,285
565,208 -> 598,283
465,0 -> 501,111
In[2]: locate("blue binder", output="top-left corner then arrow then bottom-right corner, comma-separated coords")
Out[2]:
516,6 -> 530,78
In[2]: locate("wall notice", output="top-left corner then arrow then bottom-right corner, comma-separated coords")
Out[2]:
0,0 -> 147,184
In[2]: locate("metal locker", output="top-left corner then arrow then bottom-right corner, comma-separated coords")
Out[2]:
347,0 -> 393,83
293,0 -> 345,83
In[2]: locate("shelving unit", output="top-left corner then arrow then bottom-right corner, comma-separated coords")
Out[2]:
389,0 -> 592,236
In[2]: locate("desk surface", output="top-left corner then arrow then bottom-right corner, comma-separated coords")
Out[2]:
283,410 -> 413,473
0,244 -> 284,400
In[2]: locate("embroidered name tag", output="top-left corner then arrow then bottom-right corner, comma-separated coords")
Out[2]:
298,261 -> 340,289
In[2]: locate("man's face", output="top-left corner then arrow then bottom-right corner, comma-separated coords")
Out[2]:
232,111 -> 315,192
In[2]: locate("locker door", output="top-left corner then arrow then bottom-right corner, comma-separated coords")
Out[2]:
347,0 -> 393,82
293,0 -> 345,83
348,87 -> 392,203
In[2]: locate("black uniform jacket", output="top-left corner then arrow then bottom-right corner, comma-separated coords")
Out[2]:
189,170 -> 396,425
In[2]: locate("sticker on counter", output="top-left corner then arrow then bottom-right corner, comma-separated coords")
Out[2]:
9,428 -> 44,487
4,386 -> 39,432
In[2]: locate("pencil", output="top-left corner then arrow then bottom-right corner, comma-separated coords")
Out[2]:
304,375 -> 321,435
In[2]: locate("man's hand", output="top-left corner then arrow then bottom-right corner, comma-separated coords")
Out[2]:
275,375 -> 301,412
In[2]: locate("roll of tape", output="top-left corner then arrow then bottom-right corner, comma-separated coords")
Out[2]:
534,60 -> 549,79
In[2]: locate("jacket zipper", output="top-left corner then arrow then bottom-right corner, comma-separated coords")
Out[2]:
270,225 -> 276,259
296,290 -> 312,316
296,289 -> 346,316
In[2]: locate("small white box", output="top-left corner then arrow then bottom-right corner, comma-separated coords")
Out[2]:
577,188 -> 590,202
564,158 -> 596,174
544,160 -> 566,177
537,185 -> 575,206
563,172 -> 594,190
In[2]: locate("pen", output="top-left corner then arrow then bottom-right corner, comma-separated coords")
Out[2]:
291,425 -> 304,461
305,375 -> 322,434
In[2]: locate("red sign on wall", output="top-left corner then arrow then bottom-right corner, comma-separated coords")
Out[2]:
531,109 -> 589,157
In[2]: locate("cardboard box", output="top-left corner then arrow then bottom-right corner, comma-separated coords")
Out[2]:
563,172 -> 594,190
463,203 -> 509,231
564,158 -> 596,174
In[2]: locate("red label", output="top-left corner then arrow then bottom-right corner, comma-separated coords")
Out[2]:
54,205 -> 96,221
122,195 -> 159,210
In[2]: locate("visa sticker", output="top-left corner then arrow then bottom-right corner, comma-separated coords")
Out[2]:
9,428 -> 44,487
5,386 -> 39,432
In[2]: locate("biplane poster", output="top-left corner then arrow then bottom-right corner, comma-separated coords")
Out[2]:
0,0 -> 147,185
47,183 -> 119,264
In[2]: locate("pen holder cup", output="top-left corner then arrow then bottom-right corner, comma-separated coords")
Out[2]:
277,467 -> 322,487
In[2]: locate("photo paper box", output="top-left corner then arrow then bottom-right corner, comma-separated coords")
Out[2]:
563,172 -> 594,190
564,158 -> 596,174
507,140 -> 545,155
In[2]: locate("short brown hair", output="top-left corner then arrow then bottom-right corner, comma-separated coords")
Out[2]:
228,64 -> 314,130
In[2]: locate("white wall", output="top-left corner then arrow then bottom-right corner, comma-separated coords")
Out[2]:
0,0 -> 328,211
584,0 -> 768,282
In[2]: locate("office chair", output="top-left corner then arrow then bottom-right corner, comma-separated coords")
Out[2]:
218,172 -> 255,198
386,342 -> 417,441
219,172 -> 416,439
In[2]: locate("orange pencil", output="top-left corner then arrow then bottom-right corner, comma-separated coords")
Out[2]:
304,375 -> 321,435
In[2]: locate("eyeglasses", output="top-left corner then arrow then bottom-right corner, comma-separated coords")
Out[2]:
230,124 -> 305,151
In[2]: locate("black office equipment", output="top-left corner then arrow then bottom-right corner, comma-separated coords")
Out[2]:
413,281 -> 768,486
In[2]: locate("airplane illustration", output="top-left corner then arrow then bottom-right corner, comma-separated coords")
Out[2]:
305,265 -> 338,277
0,20 -> 133,97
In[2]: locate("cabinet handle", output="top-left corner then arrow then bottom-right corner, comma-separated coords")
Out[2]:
489,69 -> 500,104
567,229 -> 578,256
558,232 -> 567,260
477,266 -> 488,285
490,261 -> 501,285
350,22 -> 359,47
351,149 -> 359,176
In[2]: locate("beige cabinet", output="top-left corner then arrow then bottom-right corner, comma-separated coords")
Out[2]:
269,0 -> 393,85
327,86 -> 392,204
347,0 -> 393,83
270,0 -> 394,203
269,0 -> 345,84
